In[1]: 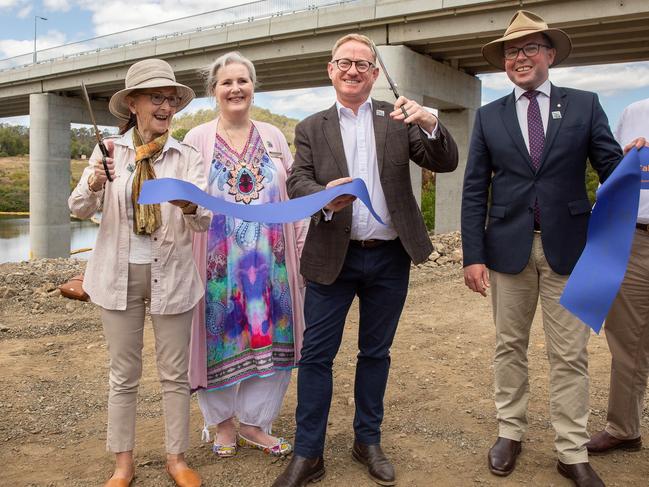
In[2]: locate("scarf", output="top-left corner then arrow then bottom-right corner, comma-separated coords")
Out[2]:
131,129 -> 167,235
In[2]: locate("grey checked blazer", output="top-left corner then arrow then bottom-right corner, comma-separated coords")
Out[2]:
287,99 -> 459,285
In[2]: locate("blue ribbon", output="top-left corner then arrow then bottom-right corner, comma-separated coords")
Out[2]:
560,147 -> 648,333
138,177 -> 385,225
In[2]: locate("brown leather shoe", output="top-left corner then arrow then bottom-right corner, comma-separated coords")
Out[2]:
557,461 -> 605,487
487,437 -> 521,476
351,441 -> 396,486
165,465 -> 201,487
271,455 -> 325,487
586,430 -> 642,455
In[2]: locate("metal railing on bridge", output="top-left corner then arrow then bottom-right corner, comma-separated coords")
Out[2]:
0,0 -> 355,72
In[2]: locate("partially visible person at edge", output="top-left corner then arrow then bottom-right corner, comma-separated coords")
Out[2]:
272,33 -> 458,487
184,51 -> 307,460
585,98 -> 649,456
460,10 -> 642,487
69,58 -> 209,487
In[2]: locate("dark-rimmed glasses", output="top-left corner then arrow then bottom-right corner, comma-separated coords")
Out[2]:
141,92 -> 182,107
503,43 -> 552,60
331,58 -> 375,73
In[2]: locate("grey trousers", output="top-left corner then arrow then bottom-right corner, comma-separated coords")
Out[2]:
490,234 -> 591,464
101,263 -> 194,454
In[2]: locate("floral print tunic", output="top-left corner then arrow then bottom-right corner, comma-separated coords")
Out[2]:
204,124 -> 295,390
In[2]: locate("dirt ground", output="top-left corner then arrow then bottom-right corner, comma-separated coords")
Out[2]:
1,233 -> 648,487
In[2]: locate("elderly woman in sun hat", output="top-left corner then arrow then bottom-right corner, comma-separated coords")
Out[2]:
69,58 -> 210,487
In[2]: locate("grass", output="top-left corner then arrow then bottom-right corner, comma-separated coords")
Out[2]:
0,156 -> 87,213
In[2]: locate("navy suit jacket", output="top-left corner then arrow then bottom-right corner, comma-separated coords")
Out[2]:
461,84 -> 623,275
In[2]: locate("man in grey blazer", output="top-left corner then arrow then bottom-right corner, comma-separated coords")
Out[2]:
272,33 -> 458,487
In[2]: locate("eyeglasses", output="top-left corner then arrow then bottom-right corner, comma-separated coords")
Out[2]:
142,92 -> 182,107
503,43 -> 552,60
331,58 -> 375,73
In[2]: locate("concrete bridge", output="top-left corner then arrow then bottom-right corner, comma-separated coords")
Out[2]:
1,0 -> 648,257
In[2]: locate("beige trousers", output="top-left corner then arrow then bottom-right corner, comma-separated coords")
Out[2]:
604,229 -> 649,440
490,234 -> 591,464
101,263 -> 194,454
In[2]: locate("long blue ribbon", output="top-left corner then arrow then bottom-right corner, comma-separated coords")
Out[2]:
560,147 -> 648,333
138,177 -> 385,225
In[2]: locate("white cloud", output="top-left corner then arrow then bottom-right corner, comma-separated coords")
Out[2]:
44,0 -> 72,12
75,0 -> 241,37
257,87 -> 336,119
480,61 -> 649,96
0,30 -> 67,59
0,115 -> 29,125
0,0 -> 24,8
16,4 -> 31,17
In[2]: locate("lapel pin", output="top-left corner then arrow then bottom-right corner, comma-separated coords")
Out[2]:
557,103 -> 562,108
552,111 -> 562,119
376,109 -> 385,117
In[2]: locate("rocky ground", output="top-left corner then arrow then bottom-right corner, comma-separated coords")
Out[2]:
1,232 -> 647,486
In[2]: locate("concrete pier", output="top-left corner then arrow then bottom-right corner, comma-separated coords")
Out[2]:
371,45 -> 481,230
28,93 -> 115,258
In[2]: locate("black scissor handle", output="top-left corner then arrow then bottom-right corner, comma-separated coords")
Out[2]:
98,141 -> 113,182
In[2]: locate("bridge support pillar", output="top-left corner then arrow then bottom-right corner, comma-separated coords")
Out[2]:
435,107 -> 476,234
29,92 -> 115,259
371,45 -> 481,233
29,93 -> 73,259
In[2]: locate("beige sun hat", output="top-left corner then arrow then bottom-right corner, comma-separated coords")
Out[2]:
109,58 -> 195,121
482,10 -> 572,70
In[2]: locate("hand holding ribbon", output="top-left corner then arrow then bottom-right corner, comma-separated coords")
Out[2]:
138,177 -> 385,225
560,147 -> 648,333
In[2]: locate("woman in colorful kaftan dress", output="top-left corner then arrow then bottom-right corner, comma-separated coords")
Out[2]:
186,51 -> 306,459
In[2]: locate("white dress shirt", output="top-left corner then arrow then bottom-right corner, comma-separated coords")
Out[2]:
615,98 -> 649,223
514,79 -> 551,151
325,97 -> 438,241
335,98 -> 397,240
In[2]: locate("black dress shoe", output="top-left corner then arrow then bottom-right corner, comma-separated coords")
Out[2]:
487,437 -> 522,476
586,430 -> 642,455
271,455 -> 325,487
351,441 -> 396,486
557,461 -> 605,487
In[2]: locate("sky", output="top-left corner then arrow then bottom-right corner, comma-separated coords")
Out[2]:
1,0 -> 648,130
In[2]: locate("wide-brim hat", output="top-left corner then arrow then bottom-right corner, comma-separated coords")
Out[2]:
109,58 -> 195,121
482,10 -> 572,70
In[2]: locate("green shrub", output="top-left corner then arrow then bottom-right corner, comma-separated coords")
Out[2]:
421,182 -> 435,231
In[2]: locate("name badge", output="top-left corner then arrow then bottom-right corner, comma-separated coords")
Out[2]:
376,109 -> 385,117
269,151 -> 283,158
551,111 -> 562,119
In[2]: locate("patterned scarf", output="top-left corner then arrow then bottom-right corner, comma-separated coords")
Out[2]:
131,129 -> 167,235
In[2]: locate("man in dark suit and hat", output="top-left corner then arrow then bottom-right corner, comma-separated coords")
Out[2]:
462,10 -> 623,487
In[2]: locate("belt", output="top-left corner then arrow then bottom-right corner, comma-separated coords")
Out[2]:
636,223 -> 649,232
349,239 -> 391,249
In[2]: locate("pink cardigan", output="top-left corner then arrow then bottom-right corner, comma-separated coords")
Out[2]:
185,118 -> 307,390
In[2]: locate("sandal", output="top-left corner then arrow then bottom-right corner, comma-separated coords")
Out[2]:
237,433 -> 293,457
212,441 -> 237,458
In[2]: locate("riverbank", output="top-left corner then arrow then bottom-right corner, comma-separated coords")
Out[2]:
0,232 -> 646,486
0,156 -> 87,212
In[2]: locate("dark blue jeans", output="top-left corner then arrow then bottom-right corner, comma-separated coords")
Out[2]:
294,239 -> 411,458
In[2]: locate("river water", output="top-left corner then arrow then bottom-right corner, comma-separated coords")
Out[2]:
0,215 -> 99,263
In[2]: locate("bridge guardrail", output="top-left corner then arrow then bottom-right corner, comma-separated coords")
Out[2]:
0,0 -> 355,72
